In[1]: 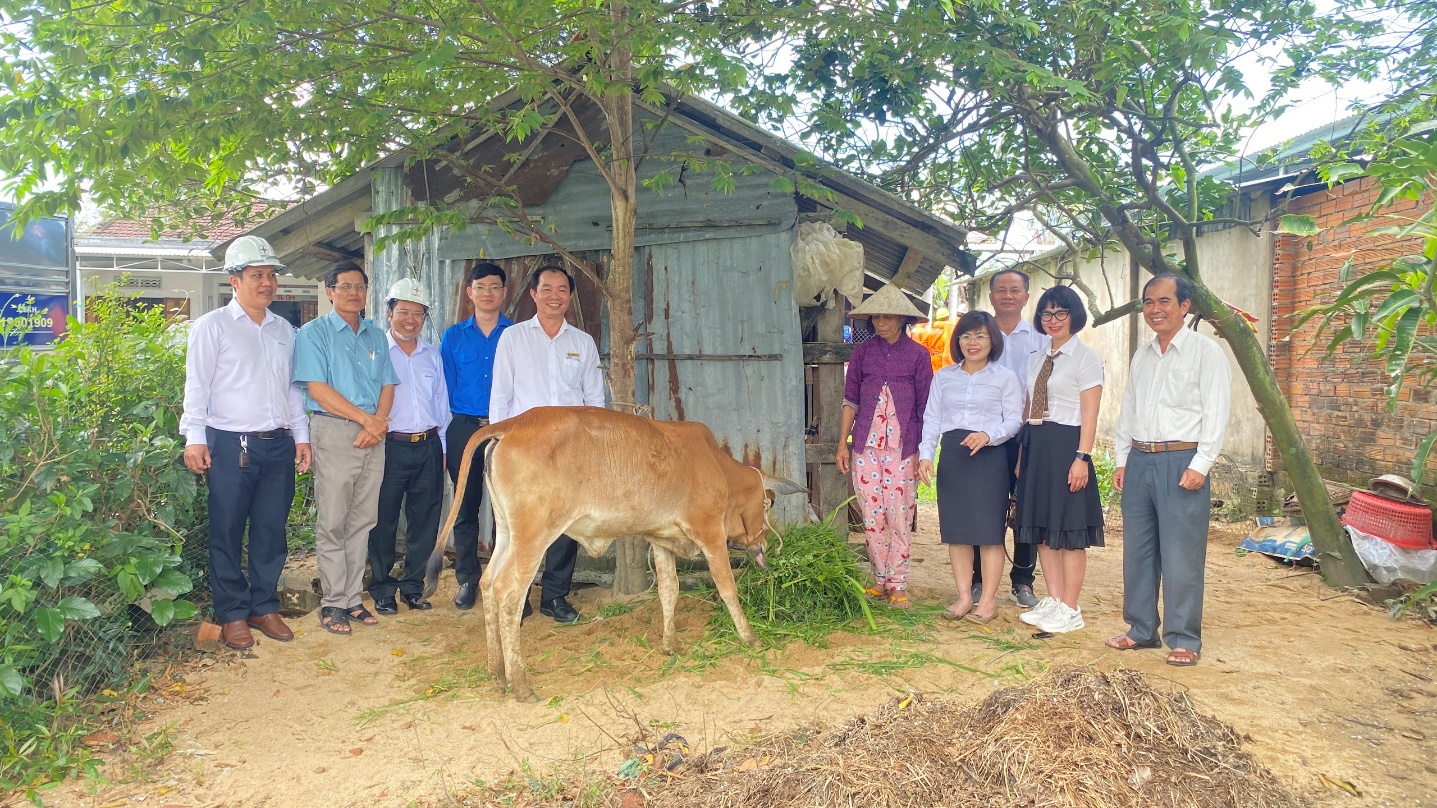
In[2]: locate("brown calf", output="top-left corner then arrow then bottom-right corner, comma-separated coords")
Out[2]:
422,406 -> 805,700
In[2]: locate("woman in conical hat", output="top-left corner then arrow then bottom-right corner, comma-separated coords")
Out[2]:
836,284 -> 933,608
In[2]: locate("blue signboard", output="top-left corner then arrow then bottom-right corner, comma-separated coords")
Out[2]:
0,203 -> 73,348
0,291 -> 69,347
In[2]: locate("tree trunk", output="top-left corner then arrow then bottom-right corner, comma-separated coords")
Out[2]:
1032,122 -> 1366,587
603,2 -> 649,594
1188,283 -> 1370,587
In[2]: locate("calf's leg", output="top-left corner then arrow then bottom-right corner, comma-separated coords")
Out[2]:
497,530 -> 552,701
652,545 -> 680,654
699,532 -> 758,646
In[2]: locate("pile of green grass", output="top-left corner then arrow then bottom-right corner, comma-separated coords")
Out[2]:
728,516 -> 877,633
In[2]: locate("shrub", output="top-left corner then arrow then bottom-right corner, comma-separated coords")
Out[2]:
0,288 -> 206,791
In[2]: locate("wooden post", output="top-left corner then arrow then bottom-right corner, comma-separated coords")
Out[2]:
813,304 -> 852,526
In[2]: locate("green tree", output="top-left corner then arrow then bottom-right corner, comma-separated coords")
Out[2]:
0,0 -> 791,416
0,0 -> 802,593
753,0 -> 1368,584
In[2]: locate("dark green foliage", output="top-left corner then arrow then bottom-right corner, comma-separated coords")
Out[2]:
0,287 -> 206,794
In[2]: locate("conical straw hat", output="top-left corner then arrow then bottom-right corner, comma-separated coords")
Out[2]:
848,283 -> 928,323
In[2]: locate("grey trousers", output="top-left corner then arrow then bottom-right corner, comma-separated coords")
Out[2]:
1120,448 -> 1211,652
311,415 -> 386,610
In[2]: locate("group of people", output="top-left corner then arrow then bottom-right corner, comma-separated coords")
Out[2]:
181,235 -> 601,650
839,269 -> 1230,667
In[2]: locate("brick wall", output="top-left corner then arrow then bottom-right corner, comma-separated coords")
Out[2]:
1270,175 -> 1437,492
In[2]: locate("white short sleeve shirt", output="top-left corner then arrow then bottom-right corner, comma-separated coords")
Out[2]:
1026,337 -> 1104,427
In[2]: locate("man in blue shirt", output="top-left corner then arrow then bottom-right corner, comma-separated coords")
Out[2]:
293,261 -> 400,636
440,262 -> 513,611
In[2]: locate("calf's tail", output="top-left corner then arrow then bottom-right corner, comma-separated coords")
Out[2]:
422,426 -> 502,599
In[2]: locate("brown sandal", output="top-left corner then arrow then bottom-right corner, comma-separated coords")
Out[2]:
1166,648 -> 1200,667
1106,634 -> 1162,651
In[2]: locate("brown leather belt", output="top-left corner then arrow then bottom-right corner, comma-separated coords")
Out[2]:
388,427 -> 439,443
1131,439 -> 1199,453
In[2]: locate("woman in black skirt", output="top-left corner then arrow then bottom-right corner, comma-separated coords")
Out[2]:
1015,285 -> 1105,635
917,311 -> 1023,624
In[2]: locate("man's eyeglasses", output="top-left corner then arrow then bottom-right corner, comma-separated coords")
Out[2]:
1039,309 -> 1071,322
332,283 -> 368,293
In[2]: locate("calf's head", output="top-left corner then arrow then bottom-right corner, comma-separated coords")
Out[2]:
727,469 -> 806,568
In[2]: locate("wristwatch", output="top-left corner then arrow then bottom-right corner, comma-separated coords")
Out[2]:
1075,451 -> 1091,462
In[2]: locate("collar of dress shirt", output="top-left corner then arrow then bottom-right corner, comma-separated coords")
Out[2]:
460,312 -> 513,333
1049,335 -> 1081,357
1144,324 -> 1195,356
223,296 -> 279,326
1008,318 -> 1037,337
522,314 -> 572,337
325,310 -> 375,334
386,329 -> 434,355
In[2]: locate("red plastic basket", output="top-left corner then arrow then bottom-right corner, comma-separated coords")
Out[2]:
1342,490 -> 1435,550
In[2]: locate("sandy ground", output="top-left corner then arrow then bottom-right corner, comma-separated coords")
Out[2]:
30,504 -> 1437,808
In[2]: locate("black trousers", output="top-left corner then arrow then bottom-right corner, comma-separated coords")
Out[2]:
206,427 -> 295,624
446,416 -> 489,586
368,435 -> 444,599
446,415 -> 578,601
973,431 -> 1037,589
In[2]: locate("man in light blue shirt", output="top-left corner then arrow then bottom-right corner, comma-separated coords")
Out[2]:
367,279 -> 451,616
293,261 -> 400,636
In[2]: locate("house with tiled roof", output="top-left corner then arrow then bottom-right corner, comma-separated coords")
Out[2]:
76,217 -> 324,325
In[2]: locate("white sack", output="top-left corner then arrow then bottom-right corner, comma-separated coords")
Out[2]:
791,222 -> 864,308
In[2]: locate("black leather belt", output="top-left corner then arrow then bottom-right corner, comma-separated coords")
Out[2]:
388,427 -> 439,443
453,413 -> 489,426
248,429 -> 290,440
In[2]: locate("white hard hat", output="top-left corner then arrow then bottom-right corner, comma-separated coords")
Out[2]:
386,278 -> 429,308
224,235 -> 285,273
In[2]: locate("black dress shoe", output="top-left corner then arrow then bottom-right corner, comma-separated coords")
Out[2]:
402,593 -> 432,611
373,596 -> 399,616
539,597 -> 579,624
454,582 -> 478,610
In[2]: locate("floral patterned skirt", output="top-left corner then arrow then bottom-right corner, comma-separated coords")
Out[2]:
851,385 -> 915,590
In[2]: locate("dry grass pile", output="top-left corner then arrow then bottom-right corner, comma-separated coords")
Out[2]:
646,666 -> 1299,808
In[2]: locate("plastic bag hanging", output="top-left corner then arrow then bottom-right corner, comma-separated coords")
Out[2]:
791,222 -> 864,309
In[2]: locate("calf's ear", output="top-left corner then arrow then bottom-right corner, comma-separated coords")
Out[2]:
762,473 -> 808,497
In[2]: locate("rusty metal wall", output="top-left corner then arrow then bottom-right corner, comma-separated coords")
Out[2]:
369,167 -> 468,342
634,230 -> 807,523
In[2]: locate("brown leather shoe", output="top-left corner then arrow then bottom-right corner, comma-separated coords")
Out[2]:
220,619 -> 255,650
246,613 -> 294,642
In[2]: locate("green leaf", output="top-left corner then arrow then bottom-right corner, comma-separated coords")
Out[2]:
34,606 -> 65,642
1373,289 -> 1419,322
1276,215 -> 1321,236
57,596 -> 100,621
151,570 -> 193,596
62,558 -> 104,585
1412,431 -> 1437,490
1322,162 -> 1365,184
169,600 -> 199,621
0,665 -> 22,698
133,554 -> 164,586
150,598 -> 176,626
38,556 -> 64,589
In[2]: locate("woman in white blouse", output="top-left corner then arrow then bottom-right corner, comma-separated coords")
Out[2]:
917,311 -> 1023,624
1015,285 -> 1104,635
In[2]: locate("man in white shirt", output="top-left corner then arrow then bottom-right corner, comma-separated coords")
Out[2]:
980,268 -> 1050,608
181,236 -> 311,651
489,263 -> 605,622
366,279 -> 452,615
1109,273 -> 1231,667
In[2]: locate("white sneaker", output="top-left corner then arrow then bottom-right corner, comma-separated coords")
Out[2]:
1019,597 -> 1059,626
1036,603 -> 1085,634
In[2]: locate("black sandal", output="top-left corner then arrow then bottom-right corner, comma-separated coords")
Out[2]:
346,605 -> 379,626
319,606 -> 351,635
